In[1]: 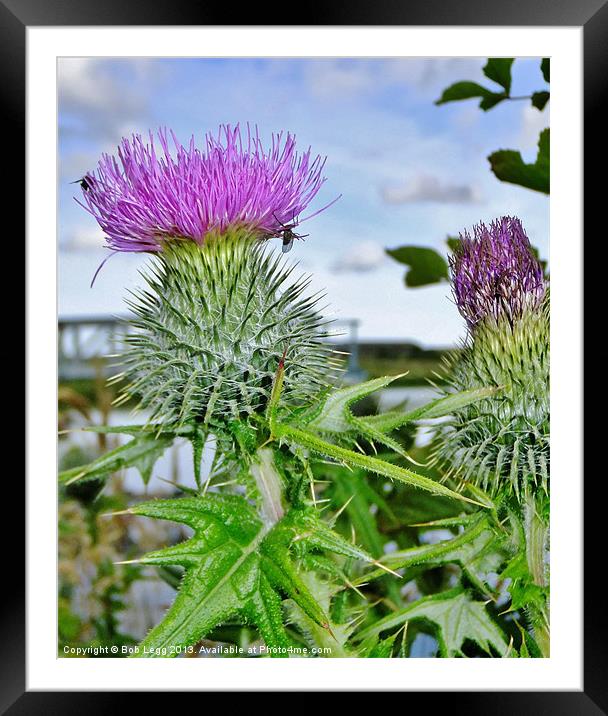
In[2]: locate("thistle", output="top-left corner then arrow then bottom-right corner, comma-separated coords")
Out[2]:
81,126 -> 337,438
435,217 -> 549,503
80,125 -> 335,253
65,126 -> 525,660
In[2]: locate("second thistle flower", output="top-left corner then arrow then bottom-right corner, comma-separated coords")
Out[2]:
436,217 -> 549,502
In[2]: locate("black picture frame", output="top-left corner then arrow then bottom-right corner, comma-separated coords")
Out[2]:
7,0 -> 598,709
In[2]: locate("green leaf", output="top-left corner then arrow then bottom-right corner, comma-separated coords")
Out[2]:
366,633 -> 398,658
126,495 -> 373,657
483,58 -> 514,94
330,469 -> 403,607
501,553 -> 548,613
190,424 -> 206,490
488,128 -> 549,194
359,514 -> 505,594
541,58 -> 550,83
531,91 -> 550,111
361,387 -> 499,435
285,572 -> 355,658
446,235 -> 461,253
301,374 -> 427,463
59,433 -> 174,486
83,424 -> 193,437
514,621 -> 543,658
435,81 -> 507,112
386,246 -> 449,287
305,375 -> 401,434
355,587 -> 509,657
275,422 -> 483,507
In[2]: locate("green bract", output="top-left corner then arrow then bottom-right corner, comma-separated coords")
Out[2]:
435,296 -> 549,502
120,231 -> 333,428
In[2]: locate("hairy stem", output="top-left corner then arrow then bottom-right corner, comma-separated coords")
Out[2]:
250,448 -> 285,526
524,493 -> 550,657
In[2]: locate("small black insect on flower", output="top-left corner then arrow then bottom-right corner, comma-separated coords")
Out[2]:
70,176 -> 92,192
271,212 -> 309,253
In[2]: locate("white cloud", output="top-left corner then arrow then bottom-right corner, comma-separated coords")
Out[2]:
304,60 -> 375,99
381,174 -> 481,205
62,223 -> 106,251
331,241 -> 387,273
519,103 -> 550,158
303,58 -> 484,101
58,58 -> 150,143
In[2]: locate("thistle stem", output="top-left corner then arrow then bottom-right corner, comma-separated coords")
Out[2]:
524,493 -> 550,657
250,448 -> 285,526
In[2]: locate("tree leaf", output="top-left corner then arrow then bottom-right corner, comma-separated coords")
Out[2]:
386,246 -> 449,287
478,93 -> 509,111
488,128 -> 549,194
126,495 -> 373,657
531,91 -> 550,111
435,80 -> 507,112
541,58 -> 550,83
355,587 -> 509,657
483,58 -> 514,94
446,235 -> 461,253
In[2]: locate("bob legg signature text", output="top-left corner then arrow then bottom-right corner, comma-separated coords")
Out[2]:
63,645 -> 334,657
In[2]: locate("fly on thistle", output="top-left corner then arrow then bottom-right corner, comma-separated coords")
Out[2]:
270,213 -> 309,253
70,176 -> 92,192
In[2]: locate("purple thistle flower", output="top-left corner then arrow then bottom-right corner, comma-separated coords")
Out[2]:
450,216 -> 546,329
78,125 -> 338,253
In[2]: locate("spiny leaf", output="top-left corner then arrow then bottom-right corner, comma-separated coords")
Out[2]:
513,620 -> 543,658
301,373 -> 423,462
358,514 -> 505,595
286,572 -> 354,658
125,495 -> 372,657
355,587 -> 509,657
59,433 -> 174,486
83,424 -> 193,437
362,632 -> 398,658
275,422 -> 483,506
304,375 -> 401,434
501,552 -> 548,613
360,386 -> 499,434
329,470 -> 403,607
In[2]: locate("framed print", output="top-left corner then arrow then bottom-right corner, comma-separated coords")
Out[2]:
5,0 -> 600,708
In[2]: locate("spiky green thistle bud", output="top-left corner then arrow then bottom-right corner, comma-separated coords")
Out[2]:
434,218 -> 549,503
119,231 -> 333,431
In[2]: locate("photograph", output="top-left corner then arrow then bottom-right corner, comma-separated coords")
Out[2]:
56,55 -> 551,660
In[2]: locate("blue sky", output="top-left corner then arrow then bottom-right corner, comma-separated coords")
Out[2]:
58,57 -> 549,345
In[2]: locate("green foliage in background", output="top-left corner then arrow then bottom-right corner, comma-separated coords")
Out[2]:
389,58 -> 549,289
